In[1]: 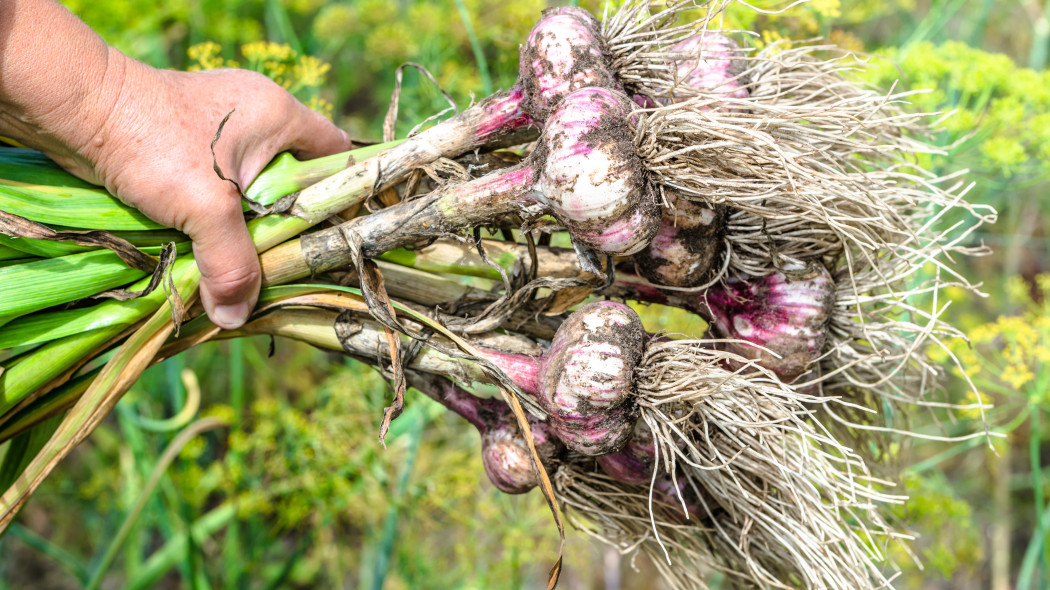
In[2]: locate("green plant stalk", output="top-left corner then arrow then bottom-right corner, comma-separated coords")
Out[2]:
0,243 -> 25,261
0,249 -> 149,318
6,517 -> 88,585
262,536 -> 311,590
119,374 -> 199,433
112,402 -> 149,582
1028,0 -> 1050,71
0,183 -> 162,231
245,141 -> 395,207
124,504 -> 236,590
453,0 -> 492,96
0,326 -> 126,417
1018,500 -> 1050,590
0,415 -> 62,492
376,244 -> 515,281
0,232 -> 189,259
0,264 -> 200,530
1033,402 -> 1046,583
85,417 -> 227,590
229,339 -> 245,414
370,406 -> 424,590
0,370 -> 96,443
903,0 -> 967,47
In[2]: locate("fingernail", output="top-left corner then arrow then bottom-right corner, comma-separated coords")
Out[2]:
212,302 -> 251,330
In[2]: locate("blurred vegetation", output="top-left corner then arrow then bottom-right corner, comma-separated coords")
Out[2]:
2,0 -> 1050,588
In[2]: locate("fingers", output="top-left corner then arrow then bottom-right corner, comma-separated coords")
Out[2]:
178,181 -> 261,330
285,103 -> 353,161
236,96 -> 352,192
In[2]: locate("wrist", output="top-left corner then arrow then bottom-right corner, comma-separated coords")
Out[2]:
32,48 -> 137,176
0,1 -> 149,181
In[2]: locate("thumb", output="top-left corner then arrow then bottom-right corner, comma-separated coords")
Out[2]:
180,181 -> 261,330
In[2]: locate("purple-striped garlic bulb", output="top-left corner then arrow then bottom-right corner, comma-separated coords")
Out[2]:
520,7 -> 617,119
539,301 -> 644,454
702,264 -> 835,382
632,196 -> 726,287
478,301 -> 646,456
411,374 -> 563,495
342,87 -> 660,259
481,418 -> 562,495
533,87 -> 659,255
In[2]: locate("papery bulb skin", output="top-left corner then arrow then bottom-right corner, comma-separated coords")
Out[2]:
547,402 -> 637,457
534,87 -> 660,256
543,301 -> 644,413
703,264 -> 835,382
596,419 -> 659,485
540,301 -> 646,455
481,418 -> 563,494
519,7 -> 617,120
634,197 -> 726,287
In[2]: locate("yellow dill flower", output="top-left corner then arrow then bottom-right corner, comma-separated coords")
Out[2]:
811,0 -> 842,18
293,55 -> 331,89
1005,275 -> 1032,304
968,323 -> 998,344
828,30 -> 864,54
956,348 -> 981,378
758,30 -> 786,51
187,41 -> 229,71
1035,345 -> 1050,364
1036,274 -> 1050,300
307,96 -> 335,119
242,41 -> 295,65
1001,363 -> 1035,390
957,391 -> 986,420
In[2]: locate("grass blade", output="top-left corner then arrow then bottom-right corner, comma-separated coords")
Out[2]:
6,521 -> 89,585
84,417 -> 226,590
124,504 -> 236,590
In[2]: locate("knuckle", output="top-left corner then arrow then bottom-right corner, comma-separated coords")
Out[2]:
200,257 -> 261,297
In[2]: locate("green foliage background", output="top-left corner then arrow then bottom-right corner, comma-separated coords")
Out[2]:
2,1 -> 1050,589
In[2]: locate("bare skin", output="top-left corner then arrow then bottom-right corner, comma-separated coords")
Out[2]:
0,0 -> 352,328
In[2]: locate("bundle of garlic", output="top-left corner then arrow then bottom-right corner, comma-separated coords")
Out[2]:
0,1 -> 993,588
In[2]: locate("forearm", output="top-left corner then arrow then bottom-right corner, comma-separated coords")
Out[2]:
0,0 -> 126,175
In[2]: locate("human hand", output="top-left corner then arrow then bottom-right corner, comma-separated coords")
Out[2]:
54,52 -> 351,328
1,1 -> 351,328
